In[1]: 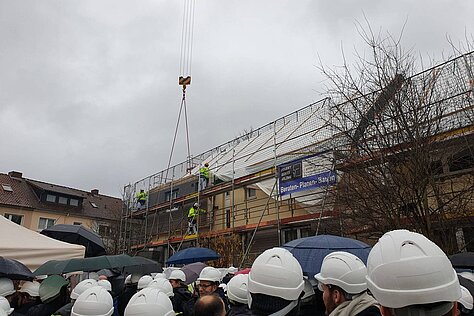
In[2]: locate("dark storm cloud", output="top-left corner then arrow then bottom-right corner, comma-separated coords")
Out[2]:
0,0 -> 473,196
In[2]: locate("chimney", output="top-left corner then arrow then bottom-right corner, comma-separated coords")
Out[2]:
8,171 -> 23,179
91,189 -> 99,195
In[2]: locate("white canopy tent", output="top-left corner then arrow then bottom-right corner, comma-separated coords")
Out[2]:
0,215 -> 85,270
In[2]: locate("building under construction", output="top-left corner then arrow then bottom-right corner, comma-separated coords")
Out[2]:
120,51 -> 474,266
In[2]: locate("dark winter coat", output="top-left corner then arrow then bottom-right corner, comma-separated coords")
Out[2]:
227,303 -> 252,316
172,286 -> 194,316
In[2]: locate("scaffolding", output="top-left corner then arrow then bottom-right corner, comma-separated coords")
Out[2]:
119,51 -> 474,265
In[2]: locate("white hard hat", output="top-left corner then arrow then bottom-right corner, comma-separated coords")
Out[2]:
314,251 -> 367,294
0,279 -> 14,297
217,268 -> 229,280
0,308 -> 6,316
366,229 -> 461,309
124,288 -> 175,316
459,285 -> 473,311
71,286 -> 114,316
193,203 -> 199,208
227,274 -> 249,304
97,280 -> 112,292
125,275 -> 132,285
137,276 -> 153,290
248,247 -> 304,301
167,270 -> 186,282
197,267 -> 221,283
0,296 -> 13,315
19,281 -> 40,297
131,273 -> 143,284
71,279 -> 98,300
147,278 -> 174,297
153,273 -> 166,280
228,266 -> 238,275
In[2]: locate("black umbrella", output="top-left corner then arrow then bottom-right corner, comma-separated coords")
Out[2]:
166,247 -> 220,265
124,256 -> 162,275
450,252 -> 474,270
0,256 -> 34,280
40,224 -> 106,257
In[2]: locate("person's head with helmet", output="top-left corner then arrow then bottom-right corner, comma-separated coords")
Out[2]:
0,279 -> 15,302
124,287 -> 175,316
70,279 -> 98,302
197,267 -> 221,297
137,276 -> 153,291
314,251 -> 378,315
248,247 -> 304,316
71,286 -> 114,316
167,270 -> 187,289
227,273 -> 250,315
18,280 -> 41,305
457,285 -> 473,316
0,296 -> 13,315
147,278 -> 174,297
193,202 -> 199,209
366,229 -> 461,316
39,275 -> 69,304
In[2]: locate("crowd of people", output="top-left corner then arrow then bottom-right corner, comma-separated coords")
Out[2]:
0,229 -> 472,316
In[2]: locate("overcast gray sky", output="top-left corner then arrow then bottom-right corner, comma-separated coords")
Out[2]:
1,0 -> 473,197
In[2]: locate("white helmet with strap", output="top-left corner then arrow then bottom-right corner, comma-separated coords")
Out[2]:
167,270 -> 186,282
248,247 -> 304,316
137,276 -> 153,290
0,296 -> 13,315
147,278 -> 174,297
124,288 -> 175,316
71,279 -> 98,300
315,251 -> 367,294
366,229 -> 461,309
71,286 -> 114,316
197,267 -> 221,283
227,274 -> 249,304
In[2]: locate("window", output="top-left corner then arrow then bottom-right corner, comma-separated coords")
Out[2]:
284,229 -> 298,243
90,202 -> 98,208
225,209 -> 231,228
448,148 -> 474,172
165,189 -> 178,202
38,217 -> 55,230
98,224 -> 111,237
4,214 -> 23,225
70,199 -> 79,206
73,222 -> 82,225
247,188 -> 257,199
46,194 -> 56,203
1,184 -> 13,192
58,196 -> 68,205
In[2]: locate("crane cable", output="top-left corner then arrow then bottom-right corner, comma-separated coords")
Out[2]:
147,0 -> 196,250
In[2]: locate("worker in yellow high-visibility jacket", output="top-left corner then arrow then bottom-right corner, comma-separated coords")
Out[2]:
187,203 -> 205,235
136,189 -> 148,210
199,163 -> 209,191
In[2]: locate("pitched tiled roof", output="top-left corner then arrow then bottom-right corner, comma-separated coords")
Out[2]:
0,174 -> 39,209
0,173 -> 121,221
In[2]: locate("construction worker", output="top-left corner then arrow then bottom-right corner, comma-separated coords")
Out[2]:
314,251 -> 380,316
199,163 -> 209,190
366,229 -> 461,316
135,189 -> 148,210
187,203 -> 205,235
248,247 -> 304,315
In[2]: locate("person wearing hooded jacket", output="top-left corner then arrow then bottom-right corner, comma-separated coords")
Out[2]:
315,252 -> 380,316
28,275 -> 70,316
168,270 -> 193,316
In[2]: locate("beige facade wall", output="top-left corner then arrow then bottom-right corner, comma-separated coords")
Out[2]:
209,186 -> 310,231
1,206 -> 94,231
